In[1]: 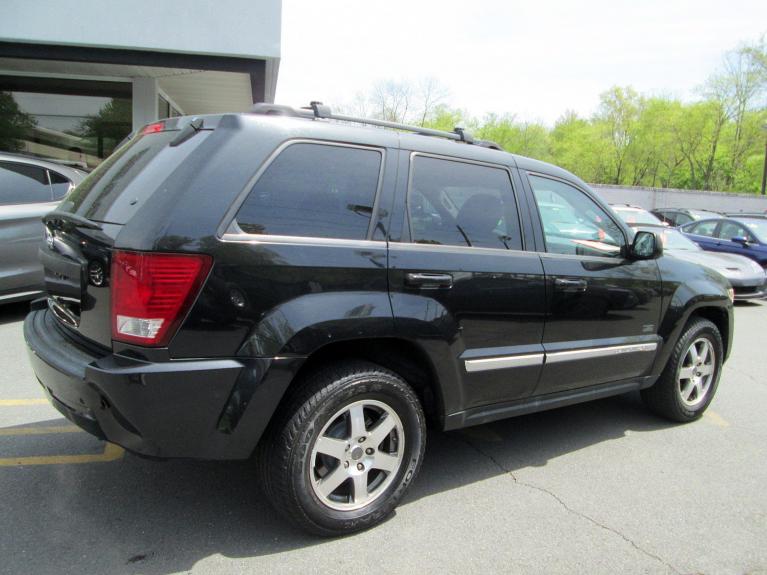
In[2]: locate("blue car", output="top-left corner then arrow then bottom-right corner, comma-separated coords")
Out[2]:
679,217 -> 767,268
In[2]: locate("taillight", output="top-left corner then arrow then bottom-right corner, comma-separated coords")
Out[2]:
111,251 -> 212,346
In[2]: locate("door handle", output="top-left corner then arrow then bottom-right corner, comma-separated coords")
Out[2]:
405,272 -> 453,288
554,278 -> 588,292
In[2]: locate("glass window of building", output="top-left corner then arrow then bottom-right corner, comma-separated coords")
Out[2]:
0,79 -> 132,171
157,95 -> 182,120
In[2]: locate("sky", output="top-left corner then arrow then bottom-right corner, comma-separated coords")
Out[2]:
275,0 -> 767,125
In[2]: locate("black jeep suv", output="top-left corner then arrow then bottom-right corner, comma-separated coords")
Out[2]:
25,103 -> 734,535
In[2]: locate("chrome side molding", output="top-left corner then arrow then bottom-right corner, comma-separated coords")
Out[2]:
465,353 -> 545,373
546,342 -> 658,364
464,342 -> 658,373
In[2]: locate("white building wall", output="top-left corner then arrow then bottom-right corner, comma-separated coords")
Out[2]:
132,78 -> 159,131
592,184 -> 767,213
1,0 -> 281,59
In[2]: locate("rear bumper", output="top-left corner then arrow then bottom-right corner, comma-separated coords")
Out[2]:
24,308 -> 303,460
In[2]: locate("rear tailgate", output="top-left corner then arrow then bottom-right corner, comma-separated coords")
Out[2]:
41,118 -> 214,348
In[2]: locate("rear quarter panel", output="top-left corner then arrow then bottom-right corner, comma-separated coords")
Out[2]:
170,240 -> 394,358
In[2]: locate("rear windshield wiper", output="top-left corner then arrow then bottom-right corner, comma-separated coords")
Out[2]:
43,211 -> 103,231
170,117 -> 205,147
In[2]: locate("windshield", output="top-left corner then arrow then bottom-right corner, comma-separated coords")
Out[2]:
661,229 -> 700,251
613,207 -> 663,225
739,218 -> 767,241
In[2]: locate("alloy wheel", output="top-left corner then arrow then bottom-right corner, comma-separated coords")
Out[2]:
677,337 -> 716,409
309,399 -> 405,511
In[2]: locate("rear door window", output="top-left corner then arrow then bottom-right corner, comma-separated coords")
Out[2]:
407,155 -> 522,250
235,143 -> 383,240
0,162 -> 52,205
717,221 -> 751,241
687,220 -> 718,237
49,171 -> 73,200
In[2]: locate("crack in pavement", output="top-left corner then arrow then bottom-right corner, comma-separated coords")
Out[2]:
453,433 -> 683,575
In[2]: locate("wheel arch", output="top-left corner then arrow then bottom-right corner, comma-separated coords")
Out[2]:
690,305 -> 731,359
283,337 -> 446,427
656,299 -> 733,376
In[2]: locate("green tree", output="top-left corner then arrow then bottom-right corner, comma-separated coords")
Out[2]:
77,98 -> 131,141
594,86 -> 643,184
550,111 -> 611,183
422,105 -> 472,133
742,36 -> 767,83
0,91 -> 36,153
354,35 -> 767,194
633,98 -> 685,187
475,114 -> 552,160
76,98 -> 132,157
705,47 -> 765,188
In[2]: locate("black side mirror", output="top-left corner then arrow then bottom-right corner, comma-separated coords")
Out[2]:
732,236 -> 750,246
629,230 -> 663,260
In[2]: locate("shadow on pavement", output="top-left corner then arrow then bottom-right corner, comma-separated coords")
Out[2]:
0,301 -> 31,326
0,392 -> 674,574
734,299 -> 763,307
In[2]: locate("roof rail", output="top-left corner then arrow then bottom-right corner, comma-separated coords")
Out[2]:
250,102 -> 504,151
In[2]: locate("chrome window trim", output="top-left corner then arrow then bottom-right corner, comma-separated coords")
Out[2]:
465,353 -> 544,373
464,342 -> 658,373
216,139 -> 387,240
220,231 -> 385,248
390,239 -> 536,257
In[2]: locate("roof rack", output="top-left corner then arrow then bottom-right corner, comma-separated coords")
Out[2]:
250,101 -> 503,151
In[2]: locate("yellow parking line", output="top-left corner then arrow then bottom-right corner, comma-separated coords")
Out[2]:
0,399 -> 49,406
704,409 -> 730,428
0,425 -> 82,436
0,443 -> 124,466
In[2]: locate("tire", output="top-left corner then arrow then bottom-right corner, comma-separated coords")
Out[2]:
257,360 -> 426,536
641,317 -> 723,422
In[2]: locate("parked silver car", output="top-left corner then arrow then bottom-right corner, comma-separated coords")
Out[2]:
0,153 -> 86,304
643,224 -> 766,300
611,204 -> 668,226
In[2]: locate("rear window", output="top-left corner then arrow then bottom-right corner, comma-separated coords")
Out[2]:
49,171 -> 73,200
686,220 -> 718,237
613,207 -> 662,225
60,129 -> 209,224
235,143 -> 382,240
739,218 -> 767,241
0,161 -> 52,205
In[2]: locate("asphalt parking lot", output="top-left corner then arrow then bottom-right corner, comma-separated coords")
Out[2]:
1,301 -> 765,575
